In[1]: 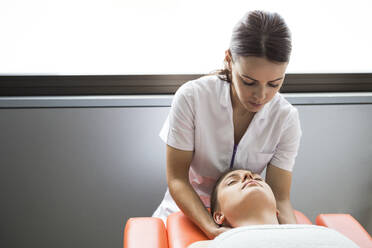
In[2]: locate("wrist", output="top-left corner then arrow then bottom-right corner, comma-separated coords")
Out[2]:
202,223 -> 219,239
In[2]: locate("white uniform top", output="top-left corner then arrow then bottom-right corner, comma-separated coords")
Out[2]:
152,75 -> 302,224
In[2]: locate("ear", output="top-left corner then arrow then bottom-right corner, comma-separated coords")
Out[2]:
213,211 -> 226,225
224,49 -> 233,70
276,209 -> 280,217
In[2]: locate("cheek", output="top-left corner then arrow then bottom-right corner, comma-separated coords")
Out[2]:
267,89 -> 277,97
219,188 -> 241,210
263,88 -> 279,101
264,185 -> 277,203
236,85 -> 253,100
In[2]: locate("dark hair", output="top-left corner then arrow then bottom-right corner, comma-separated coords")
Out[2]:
210,168 -> 242,219
209,10 -> 292,83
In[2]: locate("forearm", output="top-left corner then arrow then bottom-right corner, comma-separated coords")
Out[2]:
276,199 -> 297,224
169,179 -> 218,237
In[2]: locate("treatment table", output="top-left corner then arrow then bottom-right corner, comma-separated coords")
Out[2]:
124,210 -> 372,248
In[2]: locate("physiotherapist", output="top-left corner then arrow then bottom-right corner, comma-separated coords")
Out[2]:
152,9 -> 302,239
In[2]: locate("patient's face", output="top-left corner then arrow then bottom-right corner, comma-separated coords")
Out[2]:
215,169 -> 276,224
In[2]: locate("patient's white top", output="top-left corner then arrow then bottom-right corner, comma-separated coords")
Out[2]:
208,224 -> 359,248
152,75 -> 302,224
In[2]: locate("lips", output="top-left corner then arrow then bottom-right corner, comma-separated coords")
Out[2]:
242,180 -> 261,189
250,102 -> 263,107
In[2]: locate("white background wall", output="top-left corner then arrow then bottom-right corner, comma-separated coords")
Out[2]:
0,0 -> 371,75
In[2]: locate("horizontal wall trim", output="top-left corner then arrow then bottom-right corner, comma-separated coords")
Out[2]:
0,92 -> 372,108
0,73 -> 371,96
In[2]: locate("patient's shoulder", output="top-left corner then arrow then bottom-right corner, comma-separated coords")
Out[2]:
187,240 -> 212,248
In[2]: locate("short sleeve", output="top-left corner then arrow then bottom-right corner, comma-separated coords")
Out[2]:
270,107 -> 302,171
159,82 -> 195,151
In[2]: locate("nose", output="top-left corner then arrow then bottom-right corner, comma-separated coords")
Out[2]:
253,85 -> 265,102
242,171 -> 254,182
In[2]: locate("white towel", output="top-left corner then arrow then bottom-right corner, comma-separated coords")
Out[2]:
208,224 -> 359,248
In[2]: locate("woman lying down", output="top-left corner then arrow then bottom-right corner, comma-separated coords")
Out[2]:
188,169 -> 358,248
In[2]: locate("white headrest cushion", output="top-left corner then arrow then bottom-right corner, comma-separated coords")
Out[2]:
209,224 -> 358,248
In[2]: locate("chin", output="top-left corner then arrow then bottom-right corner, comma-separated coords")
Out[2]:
244,105 -> 262,113
243,100 -> 263,109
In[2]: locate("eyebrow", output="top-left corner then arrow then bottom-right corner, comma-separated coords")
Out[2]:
222,172 -> 240,184
241,73 -> 283,83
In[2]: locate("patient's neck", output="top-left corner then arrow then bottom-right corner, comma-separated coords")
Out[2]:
227,208 -> 279,228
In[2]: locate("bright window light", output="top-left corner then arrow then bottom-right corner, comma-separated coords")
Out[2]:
0,0 -> 371,75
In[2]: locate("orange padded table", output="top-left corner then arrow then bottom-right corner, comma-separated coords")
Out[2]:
316,214 -> 372,248
124,210 -> 372,248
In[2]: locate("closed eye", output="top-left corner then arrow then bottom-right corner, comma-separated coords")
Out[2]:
242,80 -> 280,88
242,80 -> 255,86
227,180 -> 237,186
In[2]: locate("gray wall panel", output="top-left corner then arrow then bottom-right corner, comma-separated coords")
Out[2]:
0,107 -> 169,248
0,100 -> 371,248
292,105 -> 372,228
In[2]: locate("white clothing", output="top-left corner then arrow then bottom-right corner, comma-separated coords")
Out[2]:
208,224 -> 359,248
152,75 -> 302,224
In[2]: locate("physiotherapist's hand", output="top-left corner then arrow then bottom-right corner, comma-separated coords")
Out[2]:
206,225 -> 232,239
